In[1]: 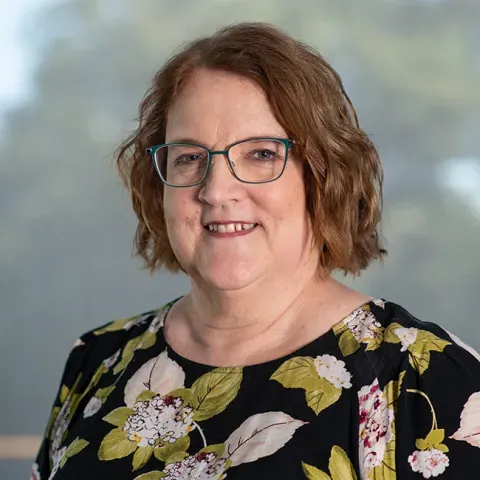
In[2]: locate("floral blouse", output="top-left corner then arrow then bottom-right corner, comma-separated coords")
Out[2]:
32,299 -> 480,479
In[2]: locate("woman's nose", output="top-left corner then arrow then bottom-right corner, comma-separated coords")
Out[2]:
197,153 -> 241,206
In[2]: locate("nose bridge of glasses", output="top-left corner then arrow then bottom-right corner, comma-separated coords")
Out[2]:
210,149 -> 236,170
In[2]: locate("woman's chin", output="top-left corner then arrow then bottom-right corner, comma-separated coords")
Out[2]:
196,261 -> 261,292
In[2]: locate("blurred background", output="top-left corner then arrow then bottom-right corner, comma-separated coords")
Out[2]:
0,0 -> 479,477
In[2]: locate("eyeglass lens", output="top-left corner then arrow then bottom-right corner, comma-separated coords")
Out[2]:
155,139 -> 288,186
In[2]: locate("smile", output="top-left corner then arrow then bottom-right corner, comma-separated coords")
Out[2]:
204,222 -> 258,236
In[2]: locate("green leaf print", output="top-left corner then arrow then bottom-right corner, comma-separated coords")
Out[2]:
190,367 -> 243,422
302,446 -> 357,480
408,331 -> 451,375
273,355 -> 351,415
368,438 -> 396,480
329,445 -> 357,480
415,438 -> 429,450
305,379 -> 342,415
383,323 -> 402,344
65,437 -> 89,458
412,330 -> 451,353
141,331 -> 157,350
164,451 -> 190,463
93,315 -> 139,335
384,370 -> 405,411
302,462 -> 331,480
338,330 -> 361,356
60,385 -> 70,404
114,337 -> 143,375
46,406 -> 61,440
154,436 -> 190,462
59,437 -> 90,468
270,357 -> 323,391
136,390 -> 158,403
425,428 -> 445,445
168,388 -> 193,404
199,443 -> 226,457
132,446 -> 154,471
134,471 -> 165,480
96,385 -> 116,401
113,330 -> 159,375
364,327 -> 385,352
384,324 -> 451,375
76,363 -> 105,411
98,428 -> 137,461
94,317 -> 132,335
415,427 -> 449,453
332,321 -> 347,337
408,350 -> 431,375
102,407 -> 135,427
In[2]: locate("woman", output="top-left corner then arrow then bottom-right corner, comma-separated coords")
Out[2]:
32,23 -> 480,479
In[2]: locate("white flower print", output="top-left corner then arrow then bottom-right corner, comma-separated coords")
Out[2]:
395,327 -> 419,352
344,308 -> 382,345
372,299 -> 385,309
50,398 -> 71,463
72,338 -> 85,348
123,313 -> 151,331
358,379 -> 394,475
83,396 -> 103,418
103,349 -> 120,369
163,452 -> 227,480
30,462 -> 41,480
48,446 -> 67,480
408,448 -> 449,478
313,354 -> 352,389
123,394 -> 194,447
148,310 -> 166,333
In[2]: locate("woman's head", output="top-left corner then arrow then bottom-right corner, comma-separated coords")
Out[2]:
116,22 -> 386,285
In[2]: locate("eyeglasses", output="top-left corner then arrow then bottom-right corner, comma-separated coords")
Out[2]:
146,137 -> 295,188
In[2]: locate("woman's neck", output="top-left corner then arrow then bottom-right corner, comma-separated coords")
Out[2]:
164,268 -> 370,367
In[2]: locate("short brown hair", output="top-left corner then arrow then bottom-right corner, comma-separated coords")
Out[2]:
116,22 -> 386,276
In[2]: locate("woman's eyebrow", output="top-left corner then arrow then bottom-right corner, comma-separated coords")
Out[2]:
165,137 -> 206,145
165,133 -> 288,146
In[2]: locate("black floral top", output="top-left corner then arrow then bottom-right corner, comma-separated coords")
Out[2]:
32,299 -> 480,480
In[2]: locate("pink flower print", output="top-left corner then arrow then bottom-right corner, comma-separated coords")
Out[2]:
358,380 -> 394,475
408,448 -> 449,478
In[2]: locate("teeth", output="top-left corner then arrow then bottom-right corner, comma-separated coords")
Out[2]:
207,223 -> 256,232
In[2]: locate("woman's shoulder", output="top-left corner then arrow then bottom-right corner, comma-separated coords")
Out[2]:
59,303 -> 173,384
77,298 -> 178,345
338,298 -> 480,380
336,300 -> 480,476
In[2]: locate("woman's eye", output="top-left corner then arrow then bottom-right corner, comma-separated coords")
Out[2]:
176,154 -> 201,164
253,150 -> 276,160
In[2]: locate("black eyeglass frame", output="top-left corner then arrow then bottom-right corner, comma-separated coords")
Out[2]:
145,137 -> 296,188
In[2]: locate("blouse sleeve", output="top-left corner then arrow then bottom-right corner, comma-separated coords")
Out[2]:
395,328 -> 480,478
31,336 -> 90,480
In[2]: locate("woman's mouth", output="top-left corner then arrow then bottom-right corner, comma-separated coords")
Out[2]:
203,222 -> 259,236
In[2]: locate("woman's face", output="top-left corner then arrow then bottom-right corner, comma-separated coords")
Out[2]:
163,69 -> 316,290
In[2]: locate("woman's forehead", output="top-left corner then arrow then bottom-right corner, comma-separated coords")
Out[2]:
166,71 -> 286,144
